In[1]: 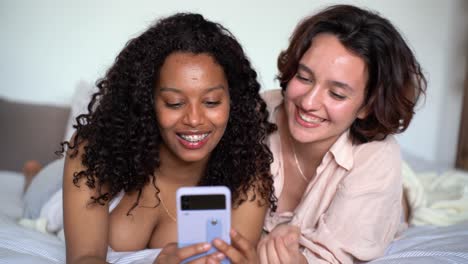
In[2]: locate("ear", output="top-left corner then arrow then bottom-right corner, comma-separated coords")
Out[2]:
357,104 -> 369,120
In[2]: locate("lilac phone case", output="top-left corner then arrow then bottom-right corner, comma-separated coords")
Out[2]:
177,186 -> 231,264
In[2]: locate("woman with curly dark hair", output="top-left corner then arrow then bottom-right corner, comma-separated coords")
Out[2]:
21,13 -> 276,264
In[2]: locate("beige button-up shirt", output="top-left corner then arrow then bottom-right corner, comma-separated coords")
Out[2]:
262,89 -> 404,264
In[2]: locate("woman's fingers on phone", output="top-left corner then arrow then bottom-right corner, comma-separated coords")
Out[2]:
178,242 -> 211,260
159,242 -> 177,253
155,242 -> 211,264
205,251 -> 226,264
187,255 -> 214,264
210,229 -> 258,263
212,238 -> 246,263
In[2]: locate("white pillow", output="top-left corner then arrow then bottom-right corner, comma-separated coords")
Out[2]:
22,158 -> 64,219
63,80 -> 97,141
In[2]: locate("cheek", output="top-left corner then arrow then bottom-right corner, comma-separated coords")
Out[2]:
208,105 -> 230,128
327,103 -> 362,123
285,79 -> 307,99
284,82 -> 304,116
155,107 -> 179,130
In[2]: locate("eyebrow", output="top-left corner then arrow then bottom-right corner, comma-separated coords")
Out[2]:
329,80 -> 354,93
297,63 -> 355,93
297,63 -> 313,75
158,85 -> 226,94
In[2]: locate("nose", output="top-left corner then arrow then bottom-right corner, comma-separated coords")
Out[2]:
183,104 -> 204,127
300,85 -> 324,111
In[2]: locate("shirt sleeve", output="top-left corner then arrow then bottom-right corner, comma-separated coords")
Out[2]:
298,138 -> 403,264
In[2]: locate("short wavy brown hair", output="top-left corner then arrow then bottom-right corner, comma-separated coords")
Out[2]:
278,5 -> 427,144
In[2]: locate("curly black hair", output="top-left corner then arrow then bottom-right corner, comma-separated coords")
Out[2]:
59,13 -> 277,213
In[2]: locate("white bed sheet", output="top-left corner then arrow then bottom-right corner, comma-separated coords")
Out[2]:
1,170 -> 467,264
368,222 -> 468,264
0,213 -> 65,264
0,171 -> 24,220
0,171 -> 160,264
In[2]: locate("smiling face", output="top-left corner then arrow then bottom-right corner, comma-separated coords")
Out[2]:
284,33 -> 368,149
154,52 -> 230,164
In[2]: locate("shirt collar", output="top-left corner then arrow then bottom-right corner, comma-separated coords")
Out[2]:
329,130 -> 354,171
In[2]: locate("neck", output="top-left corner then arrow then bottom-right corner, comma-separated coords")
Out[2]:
156,144 -> 207,186
278,104 -> 336,174
291,136 -> 329,170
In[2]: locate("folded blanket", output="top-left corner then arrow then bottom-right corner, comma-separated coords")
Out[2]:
402,161 -> 468,226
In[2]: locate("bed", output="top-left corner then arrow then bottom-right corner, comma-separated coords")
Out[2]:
1,92 -> 468,264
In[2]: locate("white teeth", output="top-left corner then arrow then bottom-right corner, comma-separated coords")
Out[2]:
298,111 -> 324,124
179,133 -> 209,142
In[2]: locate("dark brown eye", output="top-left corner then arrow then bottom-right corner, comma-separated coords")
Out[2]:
295,74 -> 312,83
329,91 -> 347,100
165,102 -> 183,108
204,101 -> 221,107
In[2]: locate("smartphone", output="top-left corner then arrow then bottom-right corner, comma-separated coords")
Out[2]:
177,186 -> 231,264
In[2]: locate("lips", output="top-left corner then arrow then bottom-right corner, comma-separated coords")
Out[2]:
176,132 -> 211,149
178,133 -> 209,142
295,107 -> 326,128
298,110 -> 325,124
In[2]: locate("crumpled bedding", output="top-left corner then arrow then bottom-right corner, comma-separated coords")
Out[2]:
402,161 -> 468,226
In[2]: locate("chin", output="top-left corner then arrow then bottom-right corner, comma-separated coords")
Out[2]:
290,126 -> 318,144
178,152 -> 210,163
